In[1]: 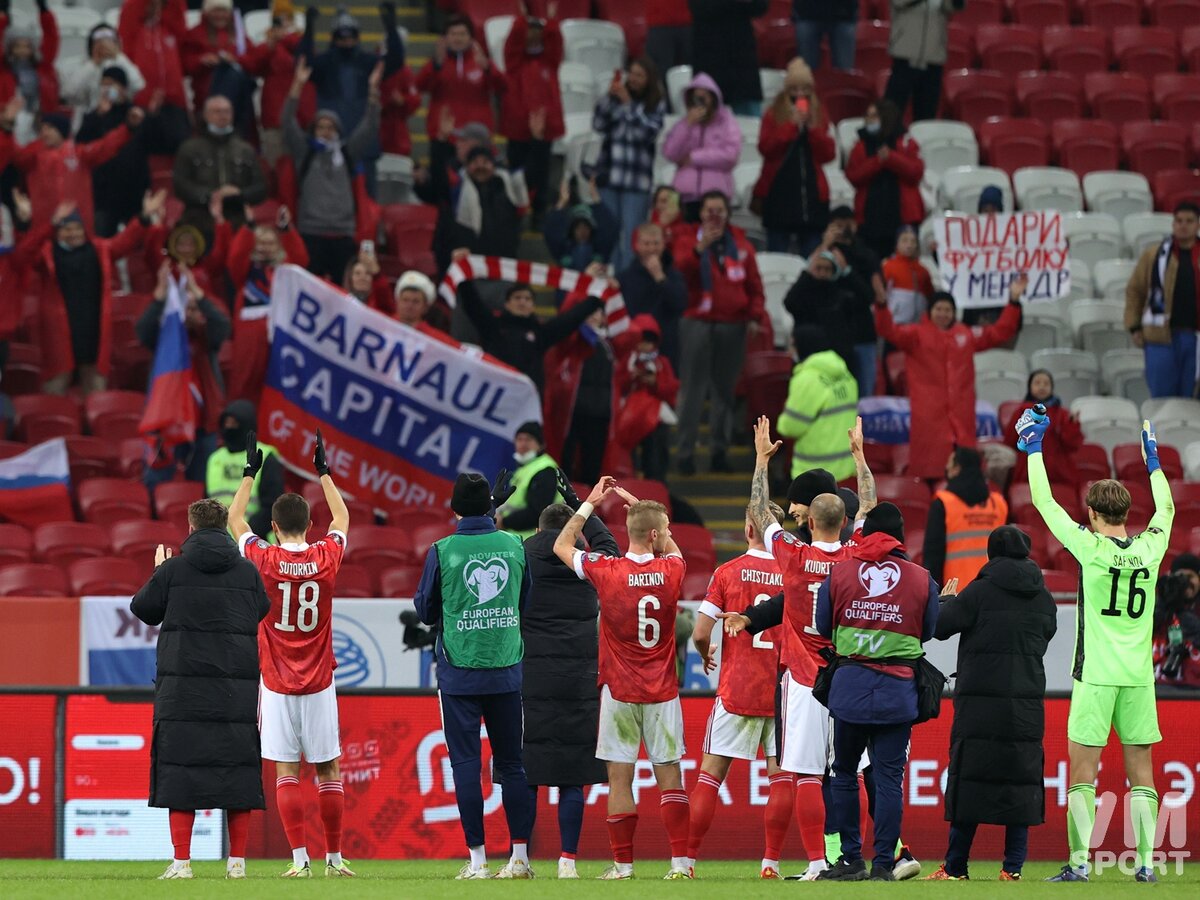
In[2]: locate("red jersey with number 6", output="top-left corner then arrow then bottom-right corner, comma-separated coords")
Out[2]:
700,549 -> 783,717
240,531 -> 346,695
768,525 -> 849,688
574,550 -> 686,704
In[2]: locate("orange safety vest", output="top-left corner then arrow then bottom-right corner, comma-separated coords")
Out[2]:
936,489 -> 1009,588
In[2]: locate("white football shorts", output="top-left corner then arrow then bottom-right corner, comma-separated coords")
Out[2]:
779,672 -> 870,775
702,696 -> 777,760
258,680 -> 341,764
595,685 -> 685,765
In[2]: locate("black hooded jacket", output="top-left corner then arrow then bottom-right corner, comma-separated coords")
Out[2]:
131,527 -> 270,810
934,526 -> 1057,826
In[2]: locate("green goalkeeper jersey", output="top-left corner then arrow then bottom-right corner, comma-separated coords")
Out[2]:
1029,453 -> 1174,687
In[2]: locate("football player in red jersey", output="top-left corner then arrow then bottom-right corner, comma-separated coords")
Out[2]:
229,429 -> 353,879
687,500 -> 792,879
553,477 -> 691,880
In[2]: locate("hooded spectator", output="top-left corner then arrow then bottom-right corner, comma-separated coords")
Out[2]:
978,185 -> 1003,215
435,145 -> 528,271
845,98 -> 925,263
689,0 -> 768,115
119,0 -> 191,154
613,315 -> 680,480
776,324 -> 858,480
823,206 -> 885,395
544,181 -> 619,279
0,3 -> 58,117
1003,370 -> 1084,488
754,58 -> 835,255
924,448 -> 1009,590
882,225 -> 933,325
783,250 -> 857,373
62,23 -> 146,114
884,0 -> 958,122
173,94 -> 269,224
931,525 -> 1056,881
646,0 -> 692,78
76,68 -> 152,238
618,221 -> 689,367
257,5 -> 315,164
662,73 -> 742,221
794,0 -> 857,72
593,56 -> 666,271
501,3 -> 565,220
283,57 -> 382,280
182,0 -> 269,135
417,15 -> 501,160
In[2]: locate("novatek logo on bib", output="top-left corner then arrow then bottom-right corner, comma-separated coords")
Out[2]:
464,558 -> 510,604
858,561 -> 901,598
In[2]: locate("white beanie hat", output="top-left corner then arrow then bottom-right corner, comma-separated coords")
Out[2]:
395,271 -> 435,303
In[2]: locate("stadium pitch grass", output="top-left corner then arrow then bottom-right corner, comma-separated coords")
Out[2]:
2,860 -> 1200,896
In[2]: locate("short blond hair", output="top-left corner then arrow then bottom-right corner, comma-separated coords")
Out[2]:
627,500 -> 669,542
1087,479 -> 1132,525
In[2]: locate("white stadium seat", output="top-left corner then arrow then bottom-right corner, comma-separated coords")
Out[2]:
1016,303 -> 1068,357
757,252 -> 805,349
1083,171 -> 1153,222
735,115 -> 762,167
1070,395 -> 1140,424
1184,442 -> 1200,481
975,349 -> 1029,408
1029,348 -> 1100,406
1093,259 -> 1135,302
665,65 -> 692,114
837,117 -> 864,165
484,16 -> 514,73
909,120 -> 979,177
760,69 -> 786,104
1013,167 -> 1083,214
1104,349 -> 1150,406
1069,299 -> 1131,356
1142,398 -> 1200,423
558,62 -> 597,118
1123,212 -> 1173,259
1157,418 -> 1200,452
1067,261 -> 1093,303
824,165 -> 855,211
561,19 -> 625,83
1062,212 -> 1123,271
1083,415 -> 1143,453
940,166 -> 1013,213
975,349 -> 1028,377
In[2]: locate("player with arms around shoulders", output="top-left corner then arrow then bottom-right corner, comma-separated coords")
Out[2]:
553,478 -> 690,881
1016,410 -> 1174,883
229,429 -> 352,879
688,500 -> 792,880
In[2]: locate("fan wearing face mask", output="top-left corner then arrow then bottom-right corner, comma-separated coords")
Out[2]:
205,400 -> 285,539
173,92 -> 269,224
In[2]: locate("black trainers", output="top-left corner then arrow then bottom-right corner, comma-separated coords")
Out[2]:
816,858 -> 868,881
870,865 -> 896,881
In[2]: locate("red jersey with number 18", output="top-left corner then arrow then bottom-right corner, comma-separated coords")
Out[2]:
240,531 -> 346,695
574,549 -> 686,704
699,549 -> 782,717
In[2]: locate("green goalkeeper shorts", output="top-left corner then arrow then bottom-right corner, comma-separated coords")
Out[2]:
1067,681 -> 1161,747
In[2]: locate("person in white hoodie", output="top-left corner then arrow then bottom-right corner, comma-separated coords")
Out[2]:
62,24 -> 145,116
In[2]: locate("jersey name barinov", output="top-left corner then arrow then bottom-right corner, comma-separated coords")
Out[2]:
457,606 -> 519,631
278,561 -> 320,577
628,572 -> 667,587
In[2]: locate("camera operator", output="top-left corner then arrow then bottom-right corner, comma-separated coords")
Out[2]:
1154,557 -> 1200,689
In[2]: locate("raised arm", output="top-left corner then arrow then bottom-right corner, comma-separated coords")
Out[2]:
313,429 -> 349,534
747,415 -> 783,536
553,477 -> 616,569
1143,420 -> 1175,536
227,431 -> 263,541
847,415 -> 876,519
1019,410 -> 1088,556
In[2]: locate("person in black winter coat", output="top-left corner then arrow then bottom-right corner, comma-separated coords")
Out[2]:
75,66 -> 150,237
130,498 -> 270,879
618,222 -> 688,367
521,494 -> 613,873
784,251 -> 857,374
932,525 -> 1057,880
689,0 -> 769,114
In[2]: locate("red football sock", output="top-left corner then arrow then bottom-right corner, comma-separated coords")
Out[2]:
169,809 -> 195,861
318,781 -> 344,856
226,809 -> 250,858
795,776 -> 826,862
858,773 -> 870,848
687,772 -> 722,858
660,789 -> 691,859
764,773 -> 794,860
606,813 -> 638,864
276,775 -> 307,851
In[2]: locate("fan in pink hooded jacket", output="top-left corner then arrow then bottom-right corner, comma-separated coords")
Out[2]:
661,72 -> 742,209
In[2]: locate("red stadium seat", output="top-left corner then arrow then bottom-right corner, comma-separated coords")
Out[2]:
1112,441 -> 1179,480
334,563 -> 375,598
345,525 -> 415,569
672,523 -> 716,572
33,522 -> 110,567
153,480 -> 203,522
2,343 -> 41,396
943,69 -> 1014,131
0,523 -> 32,565
84,390 -> 146,440
0,563 -> 70,597
64,436 -> 116,484
945,22 -> 976,70
1181,26 -> 1200,71
594,0 -> 646,56
955,0 -> 1004,23
863,442 -> 895,475
854,19 -> 893,73
753,0 -> 796,68
1152,74 -> 1200,123
111,519 -> 186,566
1042,26 -> 1109,78
875,475 -> 932,514
1121,121 -> 1189,183
306,498 -> 374,536
379,565 -> 424,598
1051,119 -> 1121,179
1084,73 -> 1152,122
816,69 -> 874,123
1111,27 -> 1179,77
1015,71 -> 1084,121
741,351 -> 794,435
682,569 -> 713,602
1075,444 -> 1113,484
1147,0 -> 1200,27
975,25 -> 1043,76
77,478 -> 152,523
69,557 -> 146,595
1079,0 -> 1142,25
1170,482 -> 1200,513
1043,569 -> 1078,597
598,478 -> 671,522
978,117 -> 1050,175
381,204 -> 438,277
387,507 -> 454,558
1153,168 -> 1200,210
112,438 -> 148,479
12,394 -> 82,444
1008,0 -> 1069,26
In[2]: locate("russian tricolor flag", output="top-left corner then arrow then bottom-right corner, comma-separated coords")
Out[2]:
139,275 -> 198,454
0,438 -> 74,527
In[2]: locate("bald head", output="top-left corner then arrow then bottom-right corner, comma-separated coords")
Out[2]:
808,492 -> 846,540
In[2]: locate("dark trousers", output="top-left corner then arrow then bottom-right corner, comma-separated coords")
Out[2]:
946,822 -> 1029,877
529,785 -> 585,855
885,58 -> 944,122
302,233 -> 358,282
141,103 -> 191,156
635,424 -> 671,481
507,139 -> 552,217
440,690 -> 534,849
562,412 -> 610,484
646,26 -> 692,105
830,718 -> 911,871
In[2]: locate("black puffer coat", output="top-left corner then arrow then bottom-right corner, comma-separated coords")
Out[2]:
520,518 -> 615,786
131,528 -> 270,810
935,526 -> 1057,826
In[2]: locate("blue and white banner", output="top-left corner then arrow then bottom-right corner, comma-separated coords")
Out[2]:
858,396 -> 1001,446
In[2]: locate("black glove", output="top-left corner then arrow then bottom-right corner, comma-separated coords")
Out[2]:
491,468 -> 515,509
313,428 -> 330,477
556,468 -> 581,510
243,430 -> 263,478
380,1 -> 397,27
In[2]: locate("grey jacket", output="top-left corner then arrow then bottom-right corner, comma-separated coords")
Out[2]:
889,0 -> 958,69
283,96 -> 381,237
172,131 -> 268,210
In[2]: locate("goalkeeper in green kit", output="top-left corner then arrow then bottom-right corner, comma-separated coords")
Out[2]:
1016,408 -> 1174,883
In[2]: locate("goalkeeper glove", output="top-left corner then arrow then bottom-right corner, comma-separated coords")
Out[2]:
1142,419 -> 1161,475
1015,404 -> 1049,454
243,431 -> 263,478
556,468 -> 582,510
313,428 -> 331,477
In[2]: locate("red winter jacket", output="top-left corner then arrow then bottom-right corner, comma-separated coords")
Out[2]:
647,0 -> 692,27
120,0 -> 188,109
753,113 -> 835,201
181,20 -> 270,115
380,68 -> 421,156
874,302 -> 1021,480
499,17 -> 564,143
13,129 -> 132,232
415,51 -> 502,138
143,221 -> 231,304
260,33 -> 314,130
0,11 -> 59,114
674,224 -> 767,326
845,134 -> 925,226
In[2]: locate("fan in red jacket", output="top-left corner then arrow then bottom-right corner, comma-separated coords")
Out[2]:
881,226 -> 933,325
845,98 -> 924,263
143,216 -> 231,304
257,20 -> 314,154
1003,369 -> 1084,487
0,186 -> 35,346
0,6 -> 58,116
416,15 -> 502,149
120,0 -> 188,112
181,0 -> 270,122
14,190 -> 164,395
873,283 -> 1025,482
380,66 -> 421,157
13,109 -> 138,232
613,314 -> 680,480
